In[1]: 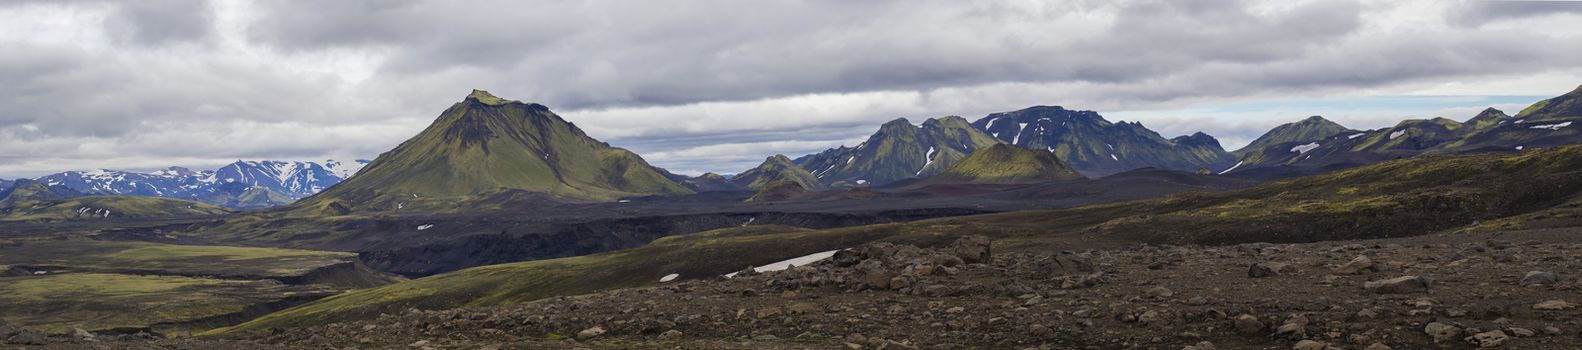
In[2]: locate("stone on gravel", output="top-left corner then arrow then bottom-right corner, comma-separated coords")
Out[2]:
1233,314 -> 1265,335
1146,286 -> 1174,299
1364,276 -> 1431,294
5,329 -> 47,345
1183,341 -> 1217,350
1464,330 -> 1509,348
1248,263 -> 1284,278
71,328 -> 95,341
1363,343 -> 1391,350
1425,322 -> 1462,343
576,326 -> 606,340
1520,271 -> 1559,286
659,330 -> 683,339
1334,255 -> 1377,275
1292,340 -> 1326,350
1533,300 -> 1574,310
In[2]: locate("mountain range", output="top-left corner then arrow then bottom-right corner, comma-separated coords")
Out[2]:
1222,85 -> 1582,175
0,160 -> 368,209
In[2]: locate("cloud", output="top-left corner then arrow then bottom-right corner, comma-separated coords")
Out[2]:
0,0 -> 1580,178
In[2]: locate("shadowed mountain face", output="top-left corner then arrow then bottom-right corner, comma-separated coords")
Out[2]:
930,144 -> 1084,184
970,106 -> 1236,176
732,155 -> 823,190
1232,116 -> 1354,156
793,116 -> 1002,187
1224,85 -> 1582,176
293,90 -> 691,213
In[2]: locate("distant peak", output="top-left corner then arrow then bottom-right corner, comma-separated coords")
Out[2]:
466,89 -> 520,106
882,118 -> 914,127
1301,115 -> 1330,123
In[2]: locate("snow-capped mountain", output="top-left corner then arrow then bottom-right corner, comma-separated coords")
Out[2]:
31,159 -> 369,209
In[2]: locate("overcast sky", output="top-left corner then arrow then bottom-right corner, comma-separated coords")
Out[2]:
2,0 -> 1581,178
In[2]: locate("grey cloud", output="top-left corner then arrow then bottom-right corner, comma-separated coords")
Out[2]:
2,0 -> 1581,178
1452,0 -> 1582,25
104,0 -> 215,45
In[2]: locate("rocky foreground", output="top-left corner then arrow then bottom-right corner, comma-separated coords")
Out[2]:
11,229 -> 1582,349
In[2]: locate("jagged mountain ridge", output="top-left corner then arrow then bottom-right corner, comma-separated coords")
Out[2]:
793,116 -> 1002,187
292,90 -> 691,214
970,106 -> 1237,176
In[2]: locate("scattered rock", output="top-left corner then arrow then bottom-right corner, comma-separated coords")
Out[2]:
1364,276 -> 1431,294
1464,330 -> 1509,348
1363,342 -> 1391,350
1183,341 -> 1217,350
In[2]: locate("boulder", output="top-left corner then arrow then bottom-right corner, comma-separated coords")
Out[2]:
950,235 -> 992,264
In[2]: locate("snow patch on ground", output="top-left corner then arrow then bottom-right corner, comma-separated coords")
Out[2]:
1531,122 -> 1573,130
659,273 -> 679,283
1348,133 -> 1365,139
725,250 -> 841,278
916,147 -> 936,176
417,224 -> 435,231
1110,154 -> 1118,161
1218,161 -> 1245,175
1290,142 -> 1320,154
1390,130 -> 1406,140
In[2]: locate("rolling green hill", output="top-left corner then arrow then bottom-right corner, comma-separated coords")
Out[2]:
731,155 -> 823,190
930,144 -> 1084,184
794,116 -> 1002,187
1231,116 -> 1353,156
292,90 -> 691,214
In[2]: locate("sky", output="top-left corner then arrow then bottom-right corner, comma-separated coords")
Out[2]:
1,0 -> 1581,178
